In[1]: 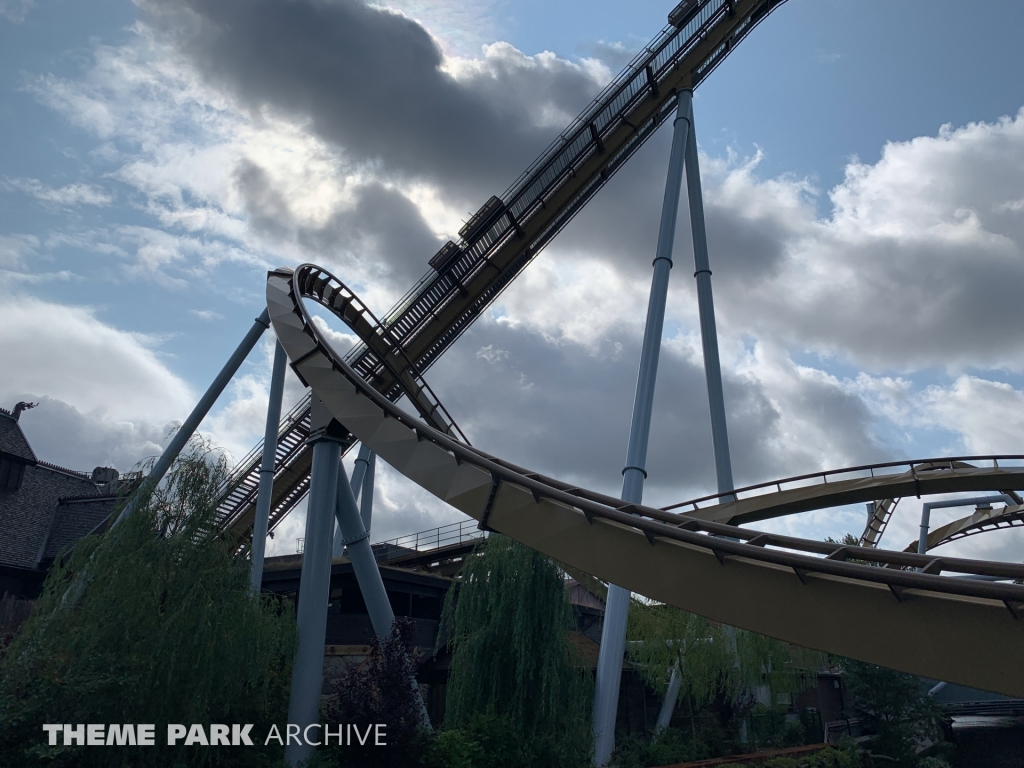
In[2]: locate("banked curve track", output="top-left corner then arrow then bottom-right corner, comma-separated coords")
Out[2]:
270,264 -> 1024,697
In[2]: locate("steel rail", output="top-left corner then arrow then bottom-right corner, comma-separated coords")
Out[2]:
660,459 -> 1024,527
904,503 -> 1024,553
215,0 -> 790,540
870,489 -> 1023,551
268,264 -> 1024,696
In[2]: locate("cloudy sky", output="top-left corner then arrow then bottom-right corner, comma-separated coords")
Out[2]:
2,0 -> 1024,564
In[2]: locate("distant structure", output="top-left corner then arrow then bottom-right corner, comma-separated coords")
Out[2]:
0,403 -> 130,598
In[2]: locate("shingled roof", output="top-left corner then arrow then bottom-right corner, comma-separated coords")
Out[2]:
0,411 -> 118,572
0,410 -> 36,463
41,496 -> 120,562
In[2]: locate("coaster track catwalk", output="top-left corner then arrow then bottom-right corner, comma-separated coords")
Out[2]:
215,0 -> 790,542
269,264 -> 1024,697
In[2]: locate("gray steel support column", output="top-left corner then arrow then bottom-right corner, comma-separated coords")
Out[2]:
250,341 -> 287,592
331,444 -> 372,559
593,94 -> 691,767
115,309 -> 271,526
655,665 -> 683,734
335,461 -> 432,729
360,451 -> 376,532
918,506 -> 932,556
285,436 -> 342,767
917,494 -> 1012,555
682,91 -> 735,499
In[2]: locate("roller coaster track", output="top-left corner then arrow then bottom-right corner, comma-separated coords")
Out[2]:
660,459 -> 1024,526
270,264 -> 1024,697
215,0 -> 789,541
903,501 -> 1024,554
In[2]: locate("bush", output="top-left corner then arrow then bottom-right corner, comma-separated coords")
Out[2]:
422,714 -> 529,768
317,617 -> 430,768
749,705 -> 807,749
762,743 -> 861,767
612,726 -> 711,767
840,659 -> 950,767
0,439 -> 295,768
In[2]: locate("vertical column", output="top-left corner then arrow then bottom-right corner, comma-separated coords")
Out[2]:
285,405 -> 343,766
592,92 -> 692,767
918,503 -> 932,555
250,341 -> 287,592
682,91 -> 735,499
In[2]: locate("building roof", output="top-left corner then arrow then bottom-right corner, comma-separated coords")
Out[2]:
41,496 -> 120,562
0,411 -> 36,463
0,413 -> 117,571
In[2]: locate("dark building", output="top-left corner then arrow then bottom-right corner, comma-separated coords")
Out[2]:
0,403 -> 126,598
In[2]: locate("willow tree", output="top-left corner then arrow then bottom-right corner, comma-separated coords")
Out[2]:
440,534 -> 592,767
626,601 -> 820,725
0,437 -> 295,768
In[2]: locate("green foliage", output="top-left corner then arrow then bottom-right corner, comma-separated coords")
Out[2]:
625,601 -> 820,711
611,725 -> 713,768
761,744 -> 861,768
748,705 -> 807,749
0,438 -> 295,767
439,534 -> 593,768
839,658 -> 950,768
318,618 -> 430,768
423,713 -> 530,768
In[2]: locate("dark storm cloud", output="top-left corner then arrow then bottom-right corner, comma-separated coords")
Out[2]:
541,132 -> 789,288
141,0 -> 603,198
423,318 -> 884,506
235,158 -> 442,288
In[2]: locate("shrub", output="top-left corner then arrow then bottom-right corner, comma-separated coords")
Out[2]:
317,617 -> 430,768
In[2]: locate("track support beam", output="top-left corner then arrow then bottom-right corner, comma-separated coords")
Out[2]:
332,443 -> 374,558
593,92 -> 691,767
250,340 -> 287,592
683,91 -> 735,499
334,457 -> 432,729
115,309 -> 270,526
285,426 -> 342,767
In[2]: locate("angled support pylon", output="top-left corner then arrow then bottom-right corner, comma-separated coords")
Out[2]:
593,90 -> 692,767
333,457 -> 432,729
332,443 -> 374,558
682,90 -> 735,499
115,309 -> 271,527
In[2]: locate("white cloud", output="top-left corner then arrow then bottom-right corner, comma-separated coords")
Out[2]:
918,376 -> 1024,455
0,0 -> 32,23
0,233 -> 39,270
4,177 -> 112,207
189,309 -> 223,321
0,294 -> 201,472
0,294 -> 194,424
705,111 -> 1024,372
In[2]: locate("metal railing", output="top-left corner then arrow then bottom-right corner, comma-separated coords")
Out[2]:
372,518 -> 486,555
661,456 -> 1024,513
